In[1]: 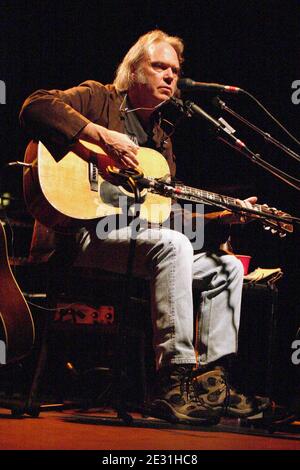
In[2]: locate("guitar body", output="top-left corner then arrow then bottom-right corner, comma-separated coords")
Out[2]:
24,141 -> 172,231
23,140 -> 293,235
0,222 -> 35,364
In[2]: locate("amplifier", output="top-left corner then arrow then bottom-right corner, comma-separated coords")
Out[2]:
54,303 -> 115,325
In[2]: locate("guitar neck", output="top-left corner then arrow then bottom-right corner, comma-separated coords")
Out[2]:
174,183 -> 262,214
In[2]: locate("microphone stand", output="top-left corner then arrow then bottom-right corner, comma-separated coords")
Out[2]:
216,97 -> 300,163
172,98 -> 300,192
105,166 -> 145,424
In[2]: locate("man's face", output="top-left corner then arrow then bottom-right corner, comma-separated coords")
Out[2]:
133,41 -> 180,107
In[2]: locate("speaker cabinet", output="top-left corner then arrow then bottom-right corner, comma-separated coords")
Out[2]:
232,283 -> 278,397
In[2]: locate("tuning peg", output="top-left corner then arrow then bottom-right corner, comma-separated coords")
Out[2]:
271,229 -> 277,234
264,225 -> 271,231
279,232 -> 286,238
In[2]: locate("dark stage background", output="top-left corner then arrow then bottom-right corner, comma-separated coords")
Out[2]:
0,0 -> 299,404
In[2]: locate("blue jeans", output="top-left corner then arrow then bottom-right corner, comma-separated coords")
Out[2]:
74,225 -> 244,369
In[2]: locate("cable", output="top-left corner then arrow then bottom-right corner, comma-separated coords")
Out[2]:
26,300 -> 83,312
241,88 -> 300,148
217,135 -> 300,192
215,96 -> 300,164
119,93 -> 169,114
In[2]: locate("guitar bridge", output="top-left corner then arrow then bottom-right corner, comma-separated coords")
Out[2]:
88,162 -> 98,192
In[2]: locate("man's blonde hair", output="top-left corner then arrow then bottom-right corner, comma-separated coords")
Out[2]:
113,30 -> 184,92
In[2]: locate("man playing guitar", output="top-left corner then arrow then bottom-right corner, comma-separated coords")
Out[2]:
20,30 -> 271,425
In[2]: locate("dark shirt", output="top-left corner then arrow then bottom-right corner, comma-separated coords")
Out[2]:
20,81 -> 177,263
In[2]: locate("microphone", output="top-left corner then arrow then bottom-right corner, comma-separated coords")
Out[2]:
178,78 -> 241,93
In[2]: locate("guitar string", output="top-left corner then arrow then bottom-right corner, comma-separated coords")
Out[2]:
147,175 -> 292,225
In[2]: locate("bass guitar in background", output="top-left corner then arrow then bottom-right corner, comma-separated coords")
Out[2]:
0,221 -> 35,365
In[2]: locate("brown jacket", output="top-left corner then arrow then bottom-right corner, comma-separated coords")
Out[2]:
20,80 -> 177,263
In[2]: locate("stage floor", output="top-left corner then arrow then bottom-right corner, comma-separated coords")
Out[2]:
0,407 -> 300,450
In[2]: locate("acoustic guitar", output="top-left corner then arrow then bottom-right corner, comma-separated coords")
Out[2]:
23,140 -> 293,236
0,221 -> 35,364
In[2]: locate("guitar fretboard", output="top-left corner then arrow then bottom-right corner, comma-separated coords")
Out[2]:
174,184 -> 263,214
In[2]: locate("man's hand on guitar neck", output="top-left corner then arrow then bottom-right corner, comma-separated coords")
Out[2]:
76,122 -> 139,168
218,196 -> 258,225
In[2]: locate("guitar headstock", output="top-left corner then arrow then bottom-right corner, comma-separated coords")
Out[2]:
261,205 -> 293,237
